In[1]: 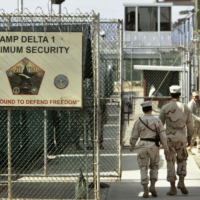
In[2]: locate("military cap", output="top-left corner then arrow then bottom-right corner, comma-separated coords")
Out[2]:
192,91 -> 199,97
140,101 -> 152,108
169,85 -> 181,93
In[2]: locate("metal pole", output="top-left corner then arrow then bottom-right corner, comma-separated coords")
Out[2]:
187,18 -> 190,102
184,19 -> 187,103
195,0 -> 200,91
195,0 -> 198,34
183,20 -> 186,103
7,108 -> 12,199
83,111 -> 89,199
44,110 -> 47,176
95,13 -> 100,200
195,38 -> 198,91
17,0 -> 19,11
118,20 -> 123,180
188,51 -> 191,99
59,4 -> 62,14
51,1 -> 53,14
180,25 -> 182,47
19,0 -> 23,14
136,6 -> 138,32
180,22 -> 183,101
131,49 -> 133,93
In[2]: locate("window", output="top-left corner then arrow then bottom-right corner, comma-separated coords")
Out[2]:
160,7 -> 171,31
125,7 -> 136,31
138,7 -> 157,31
124,6 -> 171,32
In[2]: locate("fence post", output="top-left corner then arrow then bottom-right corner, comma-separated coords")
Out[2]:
96,13 -> 101,200
44,110 -> 47,176
118,20 -> 123,180
7,108 -> 12,200
93,13 -> 100,200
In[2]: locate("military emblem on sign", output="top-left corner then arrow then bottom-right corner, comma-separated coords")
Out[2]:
54,75 -> 69,89
6,57 -> 45,95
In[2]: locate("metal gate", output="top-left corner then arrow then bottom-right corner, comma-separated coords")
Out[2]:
0,11 -> 123,199
98,20 -> 123,179
0,12 -> 99,200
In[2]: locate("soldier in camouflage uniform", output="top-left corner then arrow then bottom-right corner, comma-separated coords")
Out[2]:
187,91 -> 200,155
130,101 -> 170,198
159,85 -> 194,195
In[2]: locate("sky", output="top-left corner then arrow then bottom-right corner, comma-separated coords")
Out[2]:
0,0 -> 194,22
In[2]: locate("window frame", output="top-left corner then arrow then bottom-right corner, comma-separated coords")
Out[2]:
125,7 -> 136,31
160,7 -> 171,31
124,5 -> 171,32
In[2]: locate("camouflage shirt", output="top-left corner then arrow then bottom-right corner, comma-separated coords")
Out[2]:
188,99 -> 200,128
159,99 -> 194,142
130,114 -> 169,151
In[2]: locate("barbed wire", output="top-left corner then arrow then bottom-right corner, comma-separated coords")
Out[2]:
23,8 -> 32,14
0,9 -> 5,14
63,7 -> 69,14
35,7 -> 45,15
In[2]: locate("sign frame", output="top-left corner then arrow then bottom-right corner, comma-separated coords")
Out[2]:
0,31 -> 85,110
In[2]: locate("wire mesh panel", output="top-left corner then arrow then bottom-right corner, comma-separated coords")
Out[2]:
98,21 -> 123,178
0,109 -> 7,197
0,12 -> 99,200
122,47 -> 189,147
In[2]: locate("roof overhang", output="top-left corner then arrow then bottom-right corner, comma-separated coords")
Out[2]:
123,3 -> 173,7
134,65 -> 188,72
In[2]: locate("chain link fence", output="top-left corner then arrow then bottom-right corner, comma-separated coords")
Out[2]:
0,11 -> 123,199
0,12 -> 99,200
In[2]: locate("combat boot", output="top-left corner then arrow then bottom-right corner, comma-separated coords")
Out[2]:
167,181 -> 177,195
149,179 -> 157,197
143,184 -> 149,198
177,175 -> 188,194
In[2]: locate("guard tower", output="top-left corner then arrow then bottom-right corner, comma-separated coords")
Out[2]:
123,3 -> 173,47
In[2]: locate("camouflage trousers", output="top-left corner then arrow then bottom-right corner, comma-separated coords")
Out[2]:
190,126 -> 200,150
166,138 -> 188,182
137,147 -> 160,185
